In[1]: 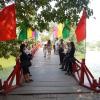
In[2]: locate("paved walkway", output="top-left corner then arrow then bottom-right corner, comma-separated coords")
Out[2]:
0,48 -> 100,100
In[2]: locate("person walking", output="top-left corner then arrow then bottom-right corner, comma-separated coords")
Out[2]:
43,44 -> 47,57
47,40 -> 52,55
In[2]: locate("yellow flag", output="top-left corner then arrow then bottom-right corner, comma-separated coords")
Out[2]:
58,23 -> 63,38
27,28 -> 33,39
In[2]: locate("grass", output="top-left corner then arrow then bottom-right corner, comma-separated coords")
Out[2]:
0,56 -> 16,81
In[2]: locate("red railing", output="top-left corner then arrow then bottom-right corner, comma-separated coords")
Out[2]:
1,44 -> 40,94
1,43 -> 100,93
31,44 -> 40,56
73,59 -> 100,92
2,58 -> 22,93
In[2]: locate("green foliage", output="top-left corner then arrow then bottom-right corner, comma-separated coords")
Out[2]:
75,51 -> 84,60
0,0 -> 93,31
0,0 -> 93,59
1,0 -> 92,31
41,34 -> 50,42
0,40 -> 22,58
0,1 -> 4,9
0,39 -> 37,59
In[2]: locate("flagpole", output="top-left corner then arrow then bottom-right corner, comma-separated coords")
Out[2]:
84,34 -> 86,60
84,7 -> 87,62
83,0 -> 87,61
82,7 -> 87,62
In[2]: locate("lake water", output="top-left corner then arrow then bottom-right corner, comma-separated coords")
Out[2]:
86,51 -> 100,81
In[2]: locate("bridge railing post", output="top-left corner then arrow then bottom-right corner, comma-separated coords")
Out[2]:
0,79 -> 2,90
91,79 -> 98,91
79,59 -> 85,85
16,58 -> 21,86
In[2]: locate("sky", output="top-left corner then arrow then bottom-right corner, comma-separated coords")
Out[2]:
86,0 -> 100,42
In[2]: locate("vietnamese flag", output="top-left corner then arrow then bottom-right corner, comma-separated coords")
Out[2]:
0,4 -> 16,41
75,9 -> 86,43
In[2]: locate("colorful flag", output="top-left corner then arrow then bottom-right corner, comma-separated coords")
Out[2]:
0,4 -> 16,41
18,21 -> 28,41
58,23 -> 63,38
75,9 -> 86,43
32,31 -> 35,38
53,26 -> 58,38
62,19 -> 71,39
27,27 -> 33,39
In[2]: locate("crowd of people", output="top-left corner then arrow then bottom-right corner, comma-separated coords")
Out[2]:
43,38 -> 76,75
19,38 -> 75,83
20,41 -> 33,83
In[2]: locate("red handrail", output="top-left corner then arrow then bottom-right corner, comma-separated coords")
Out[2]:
2,44 -> 40,94
2,44 -> 100,93
73,58 -> 100,92
2,58 -> 22,93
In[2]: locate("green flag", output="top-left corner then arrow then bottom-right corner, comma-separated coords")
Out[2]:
62,19 -> 71,39
18,21 -> 28,41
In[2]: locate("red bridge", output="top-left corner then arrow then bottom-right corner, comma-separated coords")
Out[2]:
0,44 -> 100,99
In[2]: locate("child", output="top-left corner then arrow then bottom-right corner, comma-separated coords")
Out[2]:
43,44 -> 47,57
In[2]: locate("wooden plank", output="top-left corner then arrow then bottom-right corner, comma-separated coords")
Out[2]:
10,48 -> 91,94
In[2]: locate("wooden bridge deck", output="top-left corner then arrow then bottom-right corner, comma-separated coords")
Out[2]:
1,48 -> 100,100
9,48 -> 91,95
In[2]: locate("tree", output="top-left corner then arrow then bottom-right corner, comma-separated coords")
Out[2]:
0,40 -> 22,58
0,0 -> 93,58
0,0 -> 93,30
15,0 -> 93,30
